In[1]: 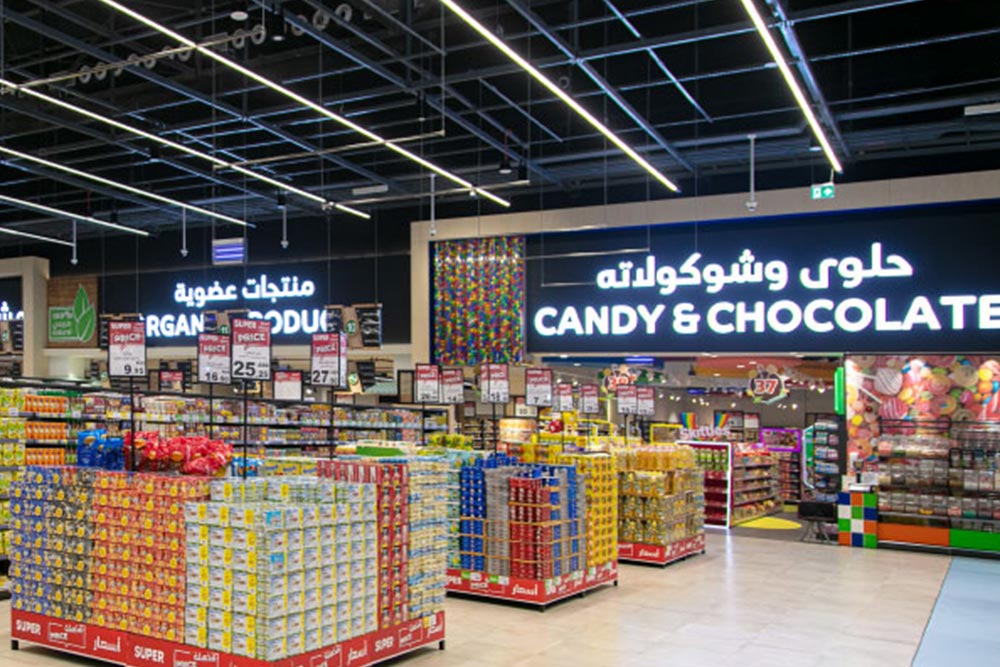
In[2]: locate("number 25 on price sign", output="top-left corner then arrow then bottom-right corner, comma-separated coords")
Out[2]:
231,319 -> 272,381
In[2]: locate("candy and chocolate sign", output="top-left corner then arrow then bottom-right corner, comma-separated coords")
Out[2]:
525,204 -> 1000,352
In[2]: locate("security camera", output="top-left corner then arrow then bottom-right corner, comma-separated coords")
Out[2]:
745,199 -> 758,213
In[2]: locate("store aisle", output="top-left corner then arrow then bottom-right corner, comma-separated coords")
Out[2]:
912,557 -> 1000,667
0,534 -> 951,667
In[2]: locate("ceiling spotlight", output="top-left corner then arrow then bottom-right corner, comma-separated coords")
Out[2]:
230,6 -> 249,21
268,7 -> 286,42
498,157 -> 512,175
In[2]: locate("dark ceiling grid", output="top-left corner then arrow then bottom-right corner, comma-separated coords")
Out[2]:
0,0 -> 994,245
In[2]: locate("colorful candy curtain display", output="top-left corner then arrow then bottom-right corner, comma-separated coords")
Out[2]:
846,355 -> 1000,461
433,236 -> 525,365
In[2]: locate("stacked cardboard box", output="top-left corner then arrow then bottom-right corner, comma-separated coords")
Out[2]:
9,467 -> 96,621
184,475 -> 378,659
398,456 -> 448,620
9,467 -> 211,641
559,453 -> 617,567
317,459 -> 408,630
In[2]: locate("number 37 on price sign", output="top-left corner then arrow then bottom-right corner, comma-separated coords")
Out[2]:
231,318 -> 272,381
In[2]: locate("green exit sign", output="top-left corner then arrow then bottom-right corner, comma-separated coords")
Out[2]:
811,183 -> 835,200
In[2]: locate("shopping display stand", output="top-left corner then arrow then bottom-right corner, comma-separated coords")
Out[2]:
11,609 -> 446,667
618,534 -> 705,566
445,562 -> 618,609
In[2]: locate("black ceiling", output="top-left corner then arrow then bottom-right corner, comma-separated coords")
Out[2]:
0,0 -> 998,246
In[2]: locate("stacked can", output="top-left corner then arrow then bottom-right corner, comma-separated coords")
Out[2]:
484,467 -> 515,576
9,467 -> 96,621
458,465 -> 485,571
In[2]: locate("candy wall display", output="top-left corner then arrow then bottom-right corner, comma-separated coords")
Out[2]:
846,355 -> 1000,463
433,235 -> 525,365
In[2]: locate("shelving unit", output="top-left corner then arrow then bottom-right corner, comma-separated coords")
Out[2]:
760,428 -> 804,503
805,419 -> 845,503
686,440 -> 779,528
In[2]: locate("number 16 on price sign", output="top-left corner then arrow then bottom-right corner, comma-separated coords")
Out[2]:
231,318 -> 272,381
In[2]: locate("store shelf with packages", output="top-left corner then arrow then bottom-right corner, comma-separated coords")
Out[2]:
616,445 -> 705,567
804,419 -> 845,503
759,428 -> 804,504
11,609 -> 444,667
446,451 -> 619,608
0,384 -> 453,459
869,421 -> 1000,554
686,440 -> 780,528
9,456 -> 450,666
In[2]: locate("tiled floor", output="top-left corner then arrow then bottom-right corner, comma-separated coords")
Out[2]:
0,533 -> 962,667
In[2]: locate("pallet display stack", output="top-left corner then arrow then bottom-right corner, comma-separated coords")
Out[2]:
616,446 -> 706,565
9,465 -> 446,667
448,453 -> 618,607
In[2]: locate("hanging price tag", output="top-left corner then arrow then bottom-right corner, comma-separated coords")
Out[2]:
108,321 -> 146,378
197,333 -> 231,384
440,368 -> 465,404
636,387 -> 656,416
414,364 -> 441,403
310,332 -> 343,387
231,318 -> 272,381
617,385 -> 638,415
580,384 -> 600,414
274,371 -> 303,401
525,368 -> 553,407
554,383 -> 575,412
481,363 -> 509,404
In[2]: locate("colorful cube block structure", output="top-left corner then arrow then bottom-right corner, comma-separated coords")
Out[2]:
838,491 -> 877,548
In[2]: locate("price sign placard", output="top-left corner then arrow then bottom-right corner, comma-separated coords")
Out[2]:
231,318 -> 272,381
310,333 -> 344,387
274,371 -> 303,401
481,363 -> 509,404
414,364 -> 441,403
108,321 -> 146,378
440,368 -> 465,404
198,333 -> 231,384
580,384 -> 600,414
554,383 -> 575,412
525,368 -> 553,407
636,387 -> 656,417
617,385 -> 638,415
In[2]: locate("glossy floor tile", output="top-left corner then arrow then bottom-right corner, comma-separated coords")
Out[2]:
0,533 -> 962,667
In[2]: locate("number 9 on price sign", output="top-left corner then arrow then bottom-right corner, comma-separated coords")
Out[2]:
108,321 -> 147,378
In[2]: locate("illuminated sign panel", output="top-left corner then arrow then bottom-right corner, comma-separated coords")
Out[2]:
525,205 -> 1000,352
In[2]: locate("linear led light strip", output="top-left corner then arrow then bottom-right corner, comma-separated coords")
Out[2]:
0,76 -> 369,220
0,144 -> 248,228
94,0 -> 510,209
738,0 -> 843,173
0,204 -> 77,247
438,0 -> 680,193
0,192 -> 148,237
